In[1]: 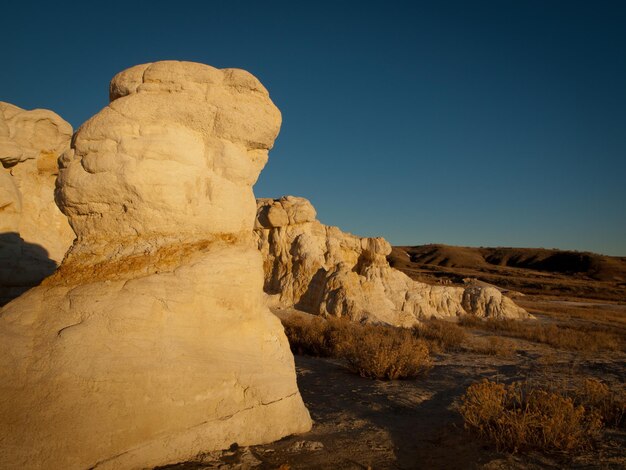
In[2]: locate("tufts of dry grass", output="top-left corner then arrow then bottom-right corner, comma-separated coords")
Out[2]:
281,315 -> 432,380
458,316 -> 623,352
413,319 -> 467,353
517,297 -> 626,332
466,336 -> 516,356
414,319 -> 516,356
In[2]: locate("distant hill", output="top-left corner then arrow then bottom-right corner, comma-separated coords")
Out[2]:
392,244 -> 626,282
389,244 -> 626,301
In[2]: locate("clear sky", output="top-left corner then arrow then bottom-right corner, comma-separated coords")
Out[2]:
3,1 -> 625,255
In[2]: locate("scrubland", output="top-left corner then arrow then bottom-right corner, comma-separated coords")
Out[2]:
164,246 -> 626,469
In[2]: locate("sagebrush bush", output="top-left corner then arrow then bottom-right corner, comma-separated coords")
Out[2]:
281,315 -> 432,380
576,378 -> 626,429
281,315 -> 341,357
339,324 -> 432,380
459,379 -> 605,453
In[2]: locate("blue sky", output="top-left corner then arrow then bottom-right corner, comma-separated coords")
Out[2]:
3,1 -> 625,255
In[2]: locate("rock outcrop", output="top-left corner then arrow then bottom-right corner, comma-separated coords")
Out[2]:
0,61 -> 311,470
255,196 -> 530,326
0,102 -> 74,304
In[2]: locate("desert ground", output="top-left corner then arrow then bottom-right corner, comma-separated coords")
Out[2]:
160,245 -> 626,470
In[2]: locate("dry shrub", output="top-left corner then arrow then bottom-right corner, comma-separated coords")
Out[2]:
576,378 -> 626,428
281,315 -> 343,357
281,315 -> 432,380
467,336 -> 516,356
339,325 -> 432,380
413,319 -> 467,352
458,316 -> 623,352
459,380 -> 603,453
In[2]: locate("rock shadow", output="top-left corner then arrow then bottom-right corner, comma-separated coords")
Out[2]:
277,356 -> 526,469
0,232 -> 58,306
294,267 -> 328,313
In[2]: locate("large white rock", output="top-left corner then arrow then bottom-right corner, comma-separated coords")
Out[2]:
0,102 -> 75,304
0,61 -> 311,470
255,196 -> 530,326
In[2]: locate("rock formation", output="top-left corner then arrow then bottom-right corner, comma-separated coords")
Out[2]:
0,61 -> 311,470
0,102 -> 74,304
255,196 -> 530,326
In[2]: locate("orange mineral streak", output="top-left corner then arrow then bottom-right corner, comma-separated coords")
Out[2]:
44,233 -> 242,286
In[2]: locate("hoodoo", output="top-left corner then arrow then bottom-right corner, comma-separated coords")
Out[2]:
255,196 -> 530,325
0,61 -> 311,469
0,102 -> 74,304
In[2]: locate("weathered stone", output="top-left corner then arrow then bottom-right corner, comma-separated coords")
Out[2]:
0,102 -> 74,304
0,62 -> 311,470
255,196 -> 530,326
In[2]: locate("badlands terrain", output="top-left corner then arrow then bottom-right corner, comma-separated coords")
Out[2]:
1,61 -> 624,469
164,244 -> 626,469
390,244 -> 626,303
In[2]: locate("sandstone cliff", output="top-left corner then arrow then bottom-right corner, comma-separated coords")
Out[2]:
0,102 -> 74,304
0,61 -> 311,470
255,196 -> 530,326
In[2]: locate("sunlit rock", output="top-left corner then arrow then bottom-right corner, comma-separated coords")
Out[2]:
255,196 -> 530,325
0,102 -> 74,304
0,61 -> 311,470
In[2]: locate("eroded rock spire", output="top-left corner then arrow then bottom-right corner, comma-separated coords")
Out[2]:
255,196 -> 530,324
0,61 -> 311,470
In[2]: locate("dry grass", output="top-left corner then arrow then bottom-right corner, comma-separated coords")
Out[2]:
281,315 -> 432,380
413,319 -> 467,352
413,319 -> 517,356
466,336 -> 516,356
458,316 -> 623,352
517,297 -> 626,332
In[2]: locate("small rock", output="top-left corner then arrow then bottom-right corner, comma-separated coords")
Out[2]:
289,440 -> 324,452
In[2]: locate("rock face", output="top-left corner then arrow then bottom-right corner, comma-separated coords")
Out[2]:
255,196 -> 530,326
0,62 -> 311,470
0,102 -> 74,304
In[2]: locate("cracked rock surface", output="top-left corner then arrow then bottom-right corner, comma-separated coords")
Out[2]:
0,61 -> 311,470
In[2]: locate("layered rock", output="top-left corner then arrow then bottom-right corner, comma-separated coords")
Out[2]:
0,102 -> 74,304
255,196 -> 530,326
0,61 -> 311,470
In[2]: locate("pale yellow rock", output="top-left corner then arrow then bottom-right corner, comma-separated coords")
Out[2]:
0,102 -> 75,304
255,196 -> 530,325
0,62 -> 311,470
